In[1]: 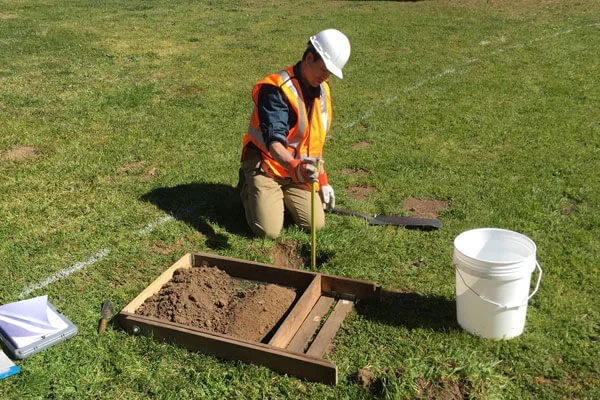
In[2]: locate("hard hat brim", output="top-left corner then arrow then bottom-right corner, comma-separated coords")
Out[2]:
310,35 -> 344,79
323,59 -> 343,79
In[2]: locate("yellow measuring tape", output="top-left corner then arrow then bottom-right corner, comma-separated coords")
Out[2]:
310,180 -> 317,270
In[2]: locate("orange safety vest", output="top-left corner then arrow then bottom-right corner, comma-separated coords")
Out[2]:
241,65 -> 332,181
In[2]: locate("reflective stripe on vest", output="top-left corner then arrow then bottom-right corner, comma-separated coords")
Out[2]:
277,69 -> 307,150
246,107 -> 266,149
318,86 -> 329,136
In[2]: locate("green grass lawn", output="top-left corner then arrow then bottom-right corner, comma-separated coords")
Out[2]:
1,0 -> 599,398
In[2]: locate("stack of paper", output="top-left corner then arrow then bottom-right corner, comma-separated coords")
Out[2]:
0,295 -> 77,359
0,296 -> 69,349
0,350 -> 20,380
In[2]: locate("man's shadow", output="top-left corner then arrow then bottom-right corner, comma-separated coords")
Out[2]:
140,183 -> 459,331
140,182 -> 252,250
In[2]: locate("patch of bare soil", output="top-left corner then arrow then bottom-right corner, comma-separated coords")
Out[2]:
136,265 -> 297,343
271,240 -> 303,269
353,141 -> 372,149
3,145 -> 38,160
0,14 -> 19,20
347,185 -> 376,200
402,197 -> 449,219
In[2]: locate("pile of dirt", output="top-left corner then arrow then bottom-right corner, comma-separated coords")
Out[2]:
136,266 -> 298,343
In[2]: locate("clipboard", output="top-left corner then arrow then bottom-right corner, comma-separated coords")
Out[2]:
0,302 -> 78,360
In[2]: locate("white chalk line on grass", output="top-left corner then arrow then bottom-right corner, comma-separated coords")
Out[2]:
18,248 -> 111,299
18,208 -> 195,299
137,215 -> 175,236
490,28 -> 574,55
136,205 -> 200,236
345,59 -> 477,129
344,23 -> 597,129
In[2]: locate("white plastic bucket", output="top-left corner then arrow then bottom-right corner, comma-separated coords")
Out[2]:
454,228 -> 542,339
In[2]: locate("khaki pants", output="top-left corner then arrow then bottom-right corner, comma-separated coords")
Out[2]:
239,150 -> 325,238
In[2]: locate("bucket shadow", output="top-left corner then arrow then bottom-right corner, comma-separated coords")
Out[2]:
356,289 -> 459,331
140,182 -> 252,250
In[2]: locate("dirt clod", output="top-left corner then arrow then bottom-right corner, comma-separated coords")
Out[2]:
357,368 -> 376,388
146,167 -> 159,176
136,266 -> 297,343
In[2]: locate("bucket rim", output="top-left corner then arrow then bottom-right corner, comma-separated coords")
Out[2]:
454,259 -> 537,279
453,250 -> 536,271
454,227 -> 537,265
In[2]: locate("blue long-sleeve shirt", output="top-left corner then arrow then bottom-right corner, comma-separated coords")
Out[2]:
257,62 -> 322,149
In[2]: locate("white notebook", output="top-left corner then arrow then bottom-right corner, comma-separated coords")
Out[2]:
0,296 -> 77,359
0,296 -> 69,348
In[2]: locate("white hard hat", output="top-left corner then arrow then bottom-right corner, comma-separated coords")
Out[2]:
309,29 -> 351,79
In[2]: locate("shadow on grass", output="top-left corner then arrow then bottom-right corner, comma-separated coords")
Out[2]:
140,182 -> 252,250
355,289 -> 459,331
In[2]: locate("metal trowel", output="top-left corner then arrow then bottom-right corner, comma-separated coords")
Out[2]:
98,299 -> 114,334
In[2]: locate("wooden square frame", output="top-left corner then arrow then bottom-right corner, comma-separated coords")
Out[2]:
119,253 -> 381,384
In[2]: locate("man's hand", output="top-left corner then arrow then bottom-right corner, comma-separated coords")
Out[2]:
288,157 -> 320,183
320,185 -> 335,210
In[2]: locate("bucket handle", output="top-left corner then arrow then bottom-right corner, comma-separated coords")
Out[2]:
456,262 -> 543,310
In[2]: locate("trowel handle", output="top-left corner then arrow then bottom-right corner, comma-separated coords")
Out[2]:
98,318 -> 108,334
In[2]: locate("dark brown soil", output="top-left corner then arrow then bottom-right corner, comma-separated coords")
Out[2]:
271,240 -> 303,269
136,266 -> 298,343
